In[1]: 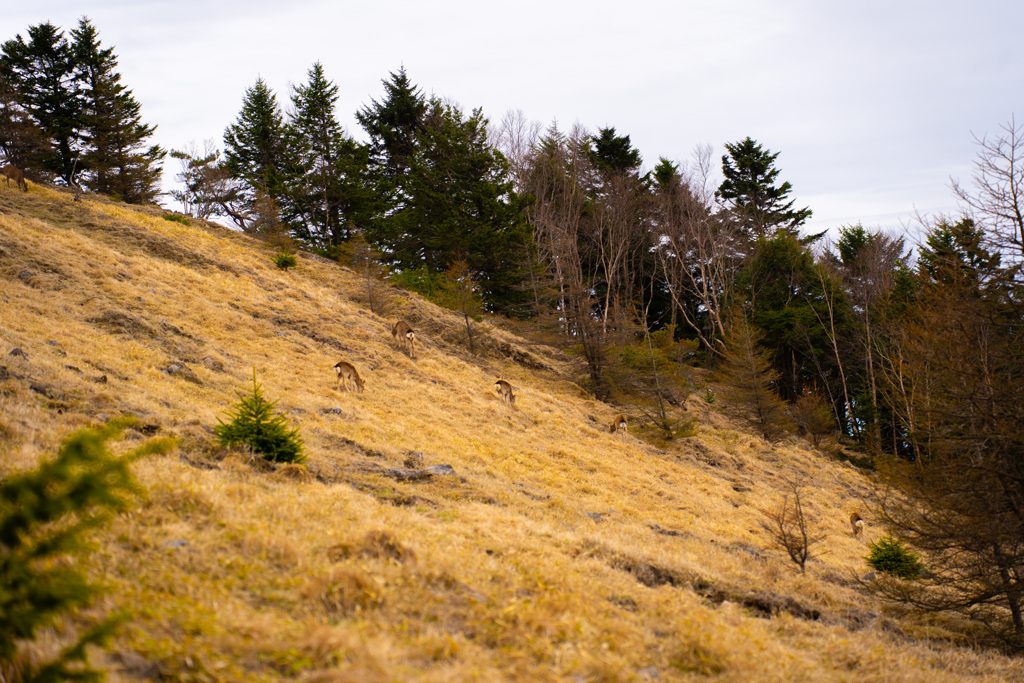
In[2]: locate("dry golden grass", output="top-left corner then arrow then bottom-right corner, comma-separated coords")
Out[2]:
2,184 -> 1023,681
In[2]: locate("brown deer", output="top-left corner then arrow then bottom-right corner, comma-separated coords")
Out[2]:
333,360 -> 365,393
609,414 -> 628,434
495,379 -> 515,406
391,320 -> 417,358
1,164 -> 27,192
850,511 -> 865,539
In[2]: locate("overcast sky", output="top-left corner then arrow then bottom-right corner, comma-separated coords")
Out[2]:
5,1 -> 1023,241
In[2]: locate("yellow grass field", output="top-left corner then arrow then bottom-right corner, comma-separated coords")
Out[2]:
1,183 -> 1021,681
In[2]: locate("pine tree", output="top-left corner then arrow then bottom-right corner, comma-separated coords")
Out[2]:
72,18 -> 164,203
223,77 -> 287,226
717,137 -> 811,238
0,21 -> 79,183
215,371 -> 305,464
282,62 -> 373,248
718,309 -> 793,441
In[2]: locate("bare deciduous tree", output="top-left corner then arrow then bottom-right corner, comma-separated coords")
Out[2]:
952,115 -> 1024,261
761,483 -> 822,574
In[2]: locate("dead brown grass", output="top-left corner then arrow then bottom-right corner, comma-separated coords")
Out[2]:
1,184 -> 1023,681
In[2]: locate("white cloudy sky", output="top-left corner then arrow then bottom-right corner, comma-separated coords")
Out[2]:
5,1 -> 1023,238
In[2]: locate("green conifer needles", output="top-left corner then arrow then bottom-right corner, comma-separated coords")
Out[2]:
215,371 -> 305,464
0,417 -> 174,681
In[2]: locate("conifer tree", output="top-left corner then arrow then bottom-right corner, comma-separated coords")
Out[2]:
215,371 -> 305,464
282,62 -> 373,248
0,21 -> 79,183
0,418 -> 173,681
223,77 -> 286,226
718,309 -> 793,441
717,137 -> 811,239
72,18 -> 164,202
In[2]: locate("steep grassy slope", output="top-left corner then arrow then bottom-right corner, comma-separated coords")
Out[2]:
1,184 -> 1021,681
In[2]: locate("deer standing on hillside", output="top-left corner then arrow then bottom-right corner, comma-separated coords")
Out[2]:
334,360 -> 365,393
391,320 -> 417,359
609,414 -> 628,434
850,511 -> 865,539
495,379 -> 515,406
1,164 -> 27,192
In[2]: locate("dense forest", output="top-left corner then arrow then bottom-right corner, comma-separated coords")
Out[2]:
3,18 -> 1024,651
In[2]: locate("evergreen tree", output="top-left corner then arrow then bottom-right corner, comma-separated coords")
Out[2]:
282,62 -> 373,248
72,18 -> 164,202
358,69 -> 531,314
717,137 -> 811,238
0,21 -> 79,183
356,66 -> 427,181
215,371 -> 305,464
590,126 -> 642,176
223,77 -> 286,227
718,309 -> 794,441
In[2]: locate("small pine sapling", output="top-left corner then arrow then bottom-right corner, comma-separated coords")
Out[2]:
215,370 -> 305,463
866,535 -> 924,580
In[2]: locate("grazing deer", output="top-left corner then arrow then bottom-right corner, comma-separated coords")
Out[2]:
391,320 -> 417,358
850,511 -> 865,539
495,379 -> 515,406
1,164 -> 27,192
333,360 -> 365,393
609,414 -> 628,434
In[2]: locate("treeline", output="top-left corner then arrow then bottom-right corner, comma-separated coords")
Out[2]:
0,18 -> 164,202
187,60 -> 1024,645
5,19 -> 1024,646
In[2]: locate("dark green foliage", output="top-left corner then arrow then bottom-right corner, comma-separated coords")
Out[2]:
866,535 -> 923,580
0,19 -> 163,199
72,18 -> 165,203
357,70 -> 531,315
215,371 -> 305,464
223,77 -> 287,219
590,127 -> 641,175
735,233 -> 836,403
716,136 -> 811,238
273,252 -> 297,270
0,21 -> 78,183
280,63 -> 375,248
0,417 -> 174,681
162,213 -> 189,225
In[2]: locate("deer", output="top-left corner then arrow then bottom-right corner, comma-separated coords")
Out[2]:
333,360 -> 365,393
495,379 -> 515,406
391,320 -> 417,358
609,414 -> 628,434
1,164 -> 27,192
850,511 -> 865,539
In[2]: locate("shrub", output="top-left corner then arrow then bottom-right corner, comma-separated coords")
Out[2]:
162,213 -> 190,225
867,535 -> 924,579
0,418 -> 174,681
215,370 -> 305,463
273,252 -> 298,270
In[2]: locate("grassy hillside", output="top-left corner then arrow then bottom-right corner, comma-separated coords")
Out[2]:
1,183 -> 1021,682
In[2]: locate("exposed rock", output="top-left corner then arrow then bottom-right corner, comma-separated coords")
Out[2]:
8,347 -> 27,358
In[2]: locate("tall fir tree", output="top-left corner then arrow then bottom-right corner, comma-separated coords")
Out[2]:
282,62 -> 373,248
358,69 -> 531,314
72,18 -> 164,202
223,76 -> 287,226
717,136 -> 811,239
0,21 -> 79,183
